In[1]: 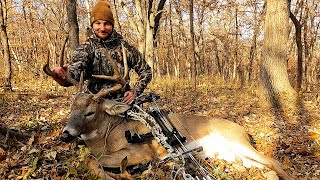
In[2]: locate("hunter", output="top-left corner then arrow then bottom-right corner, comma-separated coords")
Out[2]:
50,0 -> 152,104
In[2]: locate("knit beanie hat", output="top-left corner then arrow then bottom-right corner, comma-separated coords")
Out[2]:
90,0 -> 114,26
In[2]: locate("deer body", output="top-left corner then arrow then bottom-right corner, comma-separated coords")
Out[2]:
83,117 -> 166,167
62,93 -> 291,180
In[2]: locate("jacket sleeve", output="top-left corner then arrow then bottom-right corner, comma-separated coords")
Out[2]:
68,41 -> 94,82
126,44 -> 152,96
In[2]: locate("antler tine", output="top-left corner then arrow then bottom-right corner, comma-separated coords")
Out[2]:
43,35 -> 78,85
79,71 -> 84,92
43,49 -> 59,78
92,45 -> 129,101
121,43 -> 129,81
92,48 -> 125,85
59,35 -> 69,67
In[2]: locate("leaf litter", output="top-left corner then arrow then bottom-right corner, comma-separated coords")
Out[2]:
0,81 -> 319,179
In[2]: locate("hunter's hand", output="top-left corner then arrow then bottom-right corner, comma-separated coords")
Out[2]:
51,64 -> 70,86
123,91 -> 135,104
51,64 -> 69,80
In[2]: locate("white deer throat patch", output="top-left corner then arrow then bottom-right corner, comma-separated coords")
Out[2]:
81,129 -> 98,140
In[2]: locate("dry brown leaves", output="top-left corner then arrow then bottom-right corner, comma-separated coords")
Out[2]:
0,79 -> 319,179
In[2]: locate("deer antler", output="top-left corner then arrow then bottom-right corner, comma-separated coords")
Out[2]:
92,43 -> 128,101
43,35 -> 78,85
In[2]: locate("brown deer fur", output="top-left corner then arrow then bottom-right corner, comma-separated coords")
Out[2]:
61,93 -> 292,180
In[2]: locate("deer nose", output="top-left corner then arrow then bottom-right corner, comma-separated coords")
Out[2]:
61,130 -> 76,142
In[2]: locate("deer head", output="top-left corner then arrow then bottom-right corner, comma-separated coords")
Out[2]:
60,93 -> 131,142
60,44 -> 129,142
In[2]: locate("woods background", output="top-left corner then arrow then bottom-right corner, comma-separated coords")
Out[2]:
1,0 -> 319,92
0,0 -> 320,179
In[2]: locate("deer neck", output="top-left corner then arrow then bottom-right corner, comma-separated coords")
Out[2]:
83,115 -> 125,154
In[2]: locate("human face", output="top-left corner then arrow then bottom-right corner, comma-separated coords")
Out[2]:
92,20 -> 113,40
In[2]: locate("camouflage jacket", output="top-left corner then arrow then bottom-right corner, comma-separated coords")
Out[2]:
68,30 -> 152,99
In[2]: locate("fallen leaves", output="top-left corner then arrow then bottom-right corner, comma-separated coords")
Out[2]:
0,147 -> 6,161
309,131 -> 320,140
282,157 -> 292,168
22,149 -> 41,180
263,170 -> 279,180
0,82 -> 319,179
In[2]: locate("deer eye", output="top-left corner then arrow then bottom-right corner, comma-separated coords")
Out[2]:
85,112 -> 95,117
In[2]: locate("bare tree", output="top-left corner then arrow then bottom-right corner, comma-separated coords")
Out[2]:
118,0 -> 166,74
260,0 -> 297,114
289,11 -> 302,91
248,0 -> 263,83
0,0 -> 12,91
66,0 -> 79,51
112,0 -> 122,34
301,0 -> 319,91
189,0 -> 196,88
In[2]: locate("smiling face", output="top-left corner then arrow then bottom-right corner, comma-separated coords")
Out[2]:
92,20 -> 113,40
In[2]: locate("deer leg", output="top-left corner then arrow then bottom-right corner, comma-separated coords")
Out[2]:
96,144 -> 158,168
252,155 -> 292,180
86,157 -> 133,180
236,146 -> 292,180
86,157 -> 116,180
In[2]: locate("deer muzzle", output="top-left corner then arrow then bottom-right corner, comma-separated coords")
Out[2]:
60,130 -> 76,143
61,114 -> 85,142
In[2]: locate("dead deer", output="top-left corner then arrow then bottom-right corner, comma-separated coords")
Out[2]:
61,95 -> 292,180
43,44 -> 292,180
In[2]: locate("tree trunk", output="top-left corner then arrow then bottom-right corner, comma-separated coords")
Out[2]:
145,13 -> 154,75
118,0 -> 165,75
302,1 -> 318,91
213,39 -> 222,76
289,12 -> 303,92
0,0 -> 12,91
233,7 -> 239,82
169,2 -> 179,77
189,0 -> 196,89
173,1 -> 189,78
66,0 -> 79,51
302,5 -> 309,90
260,0 -> 297,115
112,0 -> 122,34
152,0 -> 166,40
197,3 -> 205,76
84,0 -> 91,26
223,41 -> 230,81
248,2 -> 260,83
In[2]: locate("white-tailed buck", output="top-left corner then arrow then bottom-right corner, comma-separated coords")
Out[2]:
44,44 -> 292,180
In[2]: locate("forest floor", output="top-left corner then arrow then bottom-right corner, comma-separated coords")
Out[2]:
0,77 -> 319,179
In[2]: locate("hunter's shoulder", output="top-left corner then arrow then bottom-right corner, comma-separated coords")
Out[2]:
120,40 -> 140,55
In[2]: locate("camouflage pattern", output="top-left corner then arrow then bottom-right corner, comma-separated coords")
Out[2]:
68,30 -> 152,99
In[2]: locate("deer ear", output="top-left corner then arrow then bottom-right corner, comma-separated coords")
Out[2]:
102,99 -> 131,115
